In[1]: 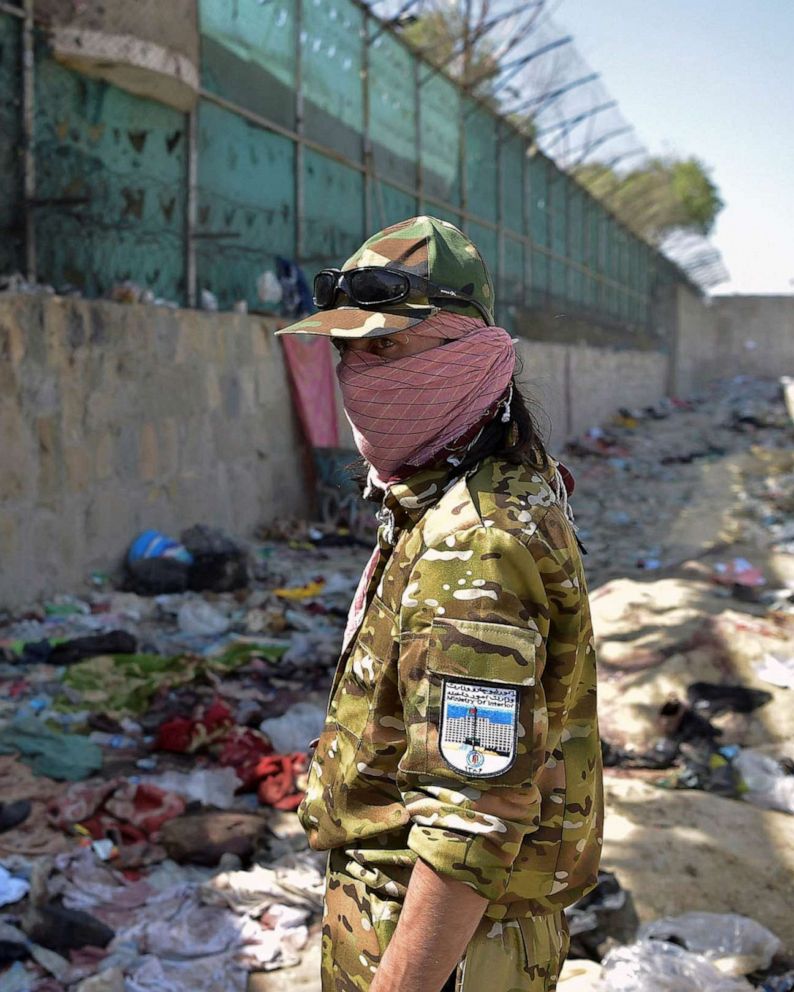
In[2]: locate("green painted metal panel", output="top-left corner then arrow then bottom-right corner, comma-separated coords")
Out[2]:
0,13 -> 22,274
425,203 -> 462,230
568,187 -> 583,268
368,32 -> 416,183
527,155 -> 548,247
549,168 -> 567,259
420,72 -> 460,205
196,99 -> 295,310
465,101 -> 497,223
500,132 -> 523,235
302,148 -> 364,276
301,0 -> 364,158
0,4 -> 683,328
529,249 -> 549,307
34,58 -> 185,300
200,0 -> 297,130
501,234 -> 524,330
369,178 -> 417,233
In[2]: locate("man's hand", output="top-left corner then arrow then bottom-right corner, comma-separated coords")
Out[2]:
369,858 -> 488,992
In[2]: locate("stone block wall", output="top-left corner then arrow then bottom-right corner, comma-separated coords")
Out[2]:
2,289 -> 792,609
0,295 -> 307,609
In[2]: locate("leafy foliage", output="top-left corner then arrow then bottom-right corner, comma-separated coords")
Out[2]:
574,157 -> 724,242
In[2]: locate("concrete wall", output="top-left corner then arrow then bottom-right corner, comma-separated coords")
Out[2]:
672,289 -> 794,394
0,294 -> 307,610
515,340 -> 669,449
1,289 -> 791,610
711,295 -> 794,378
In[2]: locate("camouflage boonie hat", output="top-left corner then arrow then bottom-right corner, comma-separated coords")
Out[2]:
276,215 -> 495,338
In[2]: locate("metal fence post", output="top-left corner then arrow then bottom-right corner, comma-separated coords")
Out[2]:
22,0 -> 35,281
363,10 -> 372,234
414,55 -> 423,215
295,0 -> 304,263
496,120 -> 504,310
185,106 -> 197,307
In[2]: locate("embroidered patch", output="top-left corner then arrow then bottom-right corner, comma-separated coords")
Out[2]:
439,680 -> 518,777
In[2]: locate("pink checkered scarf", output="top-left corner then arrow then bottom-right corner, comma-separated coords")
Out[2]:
336,312 -> 516,479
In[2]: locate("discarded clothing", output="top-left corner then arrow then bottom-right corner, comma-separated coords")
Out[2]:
47,632 -> 138,667
0,801 -> 31,834
0,866 -> 29,907
200,851 -> 325,918
564,871 -> 639,961
0,718 -> 102,781
155,699 -> 234,754
254,753 -> 307,810
181,525 -> 249,593
60,644 -> 283,718
686,682 -> 773,717
49,779 -> 185,849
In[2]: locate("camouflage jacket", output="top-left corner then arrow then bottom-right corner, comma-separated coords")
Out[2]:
298,457 -> 603,919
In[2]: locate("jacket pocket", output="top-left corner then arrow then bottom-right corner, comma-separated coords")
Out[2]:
332,596 -> 400,741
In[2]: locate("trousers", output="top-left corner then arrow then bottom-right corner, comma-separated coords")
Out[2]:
321,850 -> 570,992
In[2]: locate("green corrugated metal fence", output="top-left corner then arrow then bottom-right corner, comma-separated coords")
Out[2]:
0,2 -> 684,327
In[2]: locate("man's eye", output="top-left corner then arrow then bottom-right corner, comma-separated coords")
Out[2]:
375,338 -> 396,350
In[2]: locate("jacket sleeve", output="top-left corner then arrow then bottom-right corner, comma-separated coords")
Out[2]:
396,514 -> 582,902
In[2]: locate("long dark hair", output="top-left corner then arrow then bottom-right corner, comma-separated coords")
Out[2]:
453,374 -> 549,476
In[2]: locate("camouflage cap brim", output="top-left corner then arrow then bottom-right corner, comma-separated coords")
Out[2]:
275,304 -> 438,339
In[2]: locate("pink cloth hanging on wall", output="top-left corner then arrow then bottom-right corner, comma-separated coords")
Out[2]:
280,333 -> 340,448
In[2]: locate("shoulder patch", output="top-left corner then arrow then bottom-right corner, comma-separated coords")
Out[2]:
439,680 -> 518,777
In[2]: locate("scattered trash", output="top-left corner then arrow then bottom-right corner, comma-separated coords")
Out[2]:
259,702 -> 326,755
638,912 -> 781,976
0,717 -> 103,781
712,558 -> 766,588
598,939 -> 754,991
200,288 -> 218,311
566,871 -> 639,961
0,373 -> 791,987
755,653 -> 794,690
181,525 -> 249,593
0,866 -> 30,907
761,973 -> 794,992
142,768 -> 242,810
686,682 -> 773,717
734,749 -> 794,815
177,600 -> 230,637
257,270 -> 283,305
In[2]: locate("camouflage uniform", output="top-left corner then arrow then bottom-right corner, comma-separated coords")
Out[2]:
298,457 -> 603,991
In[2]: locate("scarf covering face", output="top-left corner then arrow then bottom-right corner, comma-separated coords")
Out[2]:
336,312 -> 516,479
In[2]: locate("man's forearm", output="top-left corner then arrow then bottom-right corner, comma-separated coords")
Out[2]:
369,858 -> 489,992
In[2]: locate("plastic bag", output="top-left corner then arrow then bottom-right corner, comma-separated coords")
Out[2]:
735,749 -> 794,815
144,767 -> 242,810
260,702 -> 326,754
639,912 -> 781,976
177,600 -> 230,637
256,270 -> 283,304
599,940 -> 754,991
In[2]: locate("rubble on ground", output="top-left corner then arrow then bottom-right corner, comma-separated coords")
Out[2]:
1,374 -> 792,990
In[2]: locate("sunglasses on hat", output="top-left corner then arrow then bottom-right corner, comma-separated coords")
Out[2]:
312,266 -> 493,325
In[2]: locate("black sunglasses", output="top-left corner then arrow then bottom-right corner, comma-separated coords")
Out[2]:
312,266 -> 493,325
